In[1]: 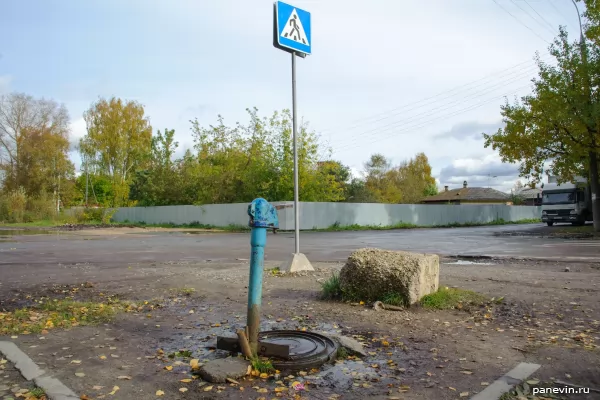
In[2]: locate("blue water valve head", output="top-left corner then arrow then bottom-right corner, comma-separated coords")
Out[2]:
248,198 -> 279,229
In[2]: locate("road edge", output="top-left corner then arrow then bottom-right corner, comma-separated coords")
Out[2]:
0,341 -> 79,400
470,362 -> 541,400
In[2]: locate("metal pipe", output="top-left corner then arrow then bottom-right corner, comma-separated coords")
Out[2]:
247,226 -> 267,356
292,52 -> 300,254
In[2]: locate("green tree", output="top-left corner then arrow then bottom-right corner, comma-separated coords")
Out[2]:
483,28 -> 600,229
79,97 -> 153,206
129,129 -> 180,206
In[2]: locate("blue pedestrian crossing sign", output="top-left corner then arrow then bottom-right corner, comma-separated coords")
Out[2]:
274,1 -> 311,55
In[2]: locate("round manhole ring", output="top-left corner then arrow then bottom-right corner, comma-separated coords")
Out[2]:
258,330 -> 338,371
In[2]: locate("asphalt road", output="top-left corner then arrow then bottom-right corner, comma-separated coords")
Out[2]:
1,223 -> 599,267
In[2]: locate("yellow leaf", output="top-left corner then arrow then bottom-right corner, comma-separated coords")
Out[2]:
204,386 -> 213,392
99,355 -> 107,360
449,387 -> 456,391
190,359 -> 200,370
259,373 -> 269,379
180,379 -> 192,383
156,390 -> 164,396
257,388 -> 268,393
164,366 -> 173,371
179,388 -> 188,393
359,301 -> 365,305
109,386 -> 119,395
274,387 -> 287,392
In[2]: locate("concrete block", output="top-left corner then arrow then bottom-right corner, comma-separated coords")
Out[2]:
339,248 -> 439,305
0,341 -> 45,380
280,253 -> 314,273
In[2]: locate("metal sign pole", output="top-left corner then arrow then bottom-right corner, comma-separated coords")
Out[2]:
291,52 -> 300,254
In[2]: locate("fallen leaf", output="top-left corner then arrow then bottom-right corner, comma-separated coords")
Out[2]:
164,366 -> 173,371
449,387 -> 456,391
117,376 -> 132,380
274,387 -> 287,392
180,379 -> 192,383
190,359 -> 200,370
257,388 -> 268,393
461,371 -> 473,375
526,379 -> 540,385
460,392 -> 469,397
99,355 -> 107,360
71,360 -> 82,364
481,382 -> 490,386
156,390 -> 164,396
179,388 -> 188,393
259,373 -> 269,379
75,372 -> 85,377
204,386 -> 213,392
92,386 -> 104,390
109,385 -> 119,395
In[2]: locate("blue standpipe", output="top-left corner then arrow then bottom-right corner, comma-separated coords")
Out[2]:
246,198 -> 279,355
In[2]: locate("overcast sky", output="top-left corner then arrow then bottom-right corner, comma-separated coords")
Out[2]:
0,0 -> 584,193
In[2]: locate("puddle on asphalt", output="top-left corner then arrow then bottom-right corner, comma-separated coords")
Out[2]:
446,260 -> 495,265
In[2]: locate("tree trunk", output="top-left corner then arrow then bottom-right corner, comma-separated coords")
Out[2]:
589,150 -> 600,232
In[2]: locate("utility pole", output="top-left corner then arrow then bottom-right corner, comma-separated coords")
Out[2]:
85,157 -> 89,206
571,0 -> 600,231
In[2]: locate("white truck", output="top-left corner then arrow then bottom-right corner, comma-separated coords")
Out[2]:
541,176 -> 592,226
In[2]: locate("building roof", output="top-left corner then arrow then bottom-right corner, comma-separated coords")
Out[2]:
422,186 -> 511,202
516,187 -> 542,199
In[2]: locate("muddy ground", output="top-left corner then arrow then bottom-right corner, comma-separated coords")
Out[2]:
0,230 -> 599,399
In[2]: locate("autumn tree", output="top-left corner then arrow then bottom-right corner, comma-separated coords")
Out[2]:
0,93 -> 74,205
483,27 -> 600,230
80,97 -> 152,206
363,152 -> 436,203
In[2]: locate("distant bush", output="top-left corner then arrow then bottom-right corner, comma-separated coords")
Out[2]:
74,207 -> 117,224
0,188 -> 57,223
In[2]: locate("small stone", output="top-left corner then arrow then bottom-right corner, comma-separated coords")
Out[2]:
199,358 -> 251,383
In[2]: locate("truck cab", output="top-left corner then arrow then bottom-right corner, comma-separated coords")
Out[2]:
541,177 -> 591,226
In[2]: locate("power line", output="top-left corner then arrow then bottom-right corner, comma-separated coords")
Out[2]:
491,0 -> 552,43
324,61 -> 546,146
319,52 -> 550,135
510,0 -> 559,37
524,0 -> 561,34
333,83 -> 533,154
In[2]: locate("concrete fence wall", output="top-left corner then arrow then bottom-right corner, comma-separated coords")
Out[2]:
111,202 -> 542,230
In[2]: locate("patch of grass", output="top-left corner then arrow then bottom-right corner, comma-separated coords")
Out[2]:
28,387 -> 46,399
380,292 -> 406,307
168,350 -> 193,359
0,299 -> 127,335
420,287 -> 487,310
336,347 -> 349,359
251,357 -> 275,374
314,218 -> 541,232
320,273 -> 343,300
170,287 -> 196,296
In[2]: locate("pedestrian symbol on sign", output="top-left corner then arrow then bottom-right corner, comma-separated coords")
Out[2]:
282,9 -> 309,46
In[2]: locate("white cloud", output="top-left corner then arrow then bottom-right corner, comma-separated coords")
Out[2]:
438,154 -> 521,192
0,75 -> 12,94
69,117 -> 87,148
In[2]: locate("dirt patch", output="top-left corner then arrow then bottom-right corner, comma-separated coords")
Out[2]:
0,247 -> 598,399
